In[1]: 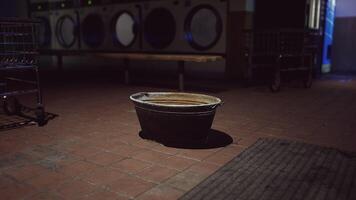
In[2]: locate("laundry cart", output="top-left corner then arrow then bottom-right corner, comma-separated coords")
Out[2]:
0,18 -> 46,129
243,29 -> 319,92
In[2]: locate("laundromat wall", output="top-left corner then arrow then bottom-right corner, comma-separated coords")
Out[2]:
28,0 -> 255,80
0,0 -> 28,18
332,0 -> 356,73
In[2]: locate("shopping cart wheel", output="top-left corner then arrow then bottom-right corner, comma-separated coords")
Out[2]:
35,106 -> 47,126
3,97 -> 22,115
270,71 -> 281,93
303,70 -> 313,89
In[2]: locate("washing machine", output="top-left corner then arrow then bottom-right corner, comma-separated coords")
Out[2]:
29,1 -> 53,50
142,0 -> 227,54
141,0 -> 182,52
79,0 -> 111,51
182,0 -> 227,54
109,1 -> 142,52
50,0 -> 80,51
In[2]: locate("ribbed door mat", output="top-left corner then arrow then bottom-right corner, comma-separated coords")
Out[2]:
179,138 -> 356,200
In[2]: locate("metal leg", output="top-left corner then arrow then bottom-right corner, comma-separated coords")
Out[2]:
34,65 -> 46,126
34,66 -> 43,106
270,55 -> 282,93
124,59 -> 130,85
244,51 -> 253,87
304,54 -> 314,88
178,61 -> 185,91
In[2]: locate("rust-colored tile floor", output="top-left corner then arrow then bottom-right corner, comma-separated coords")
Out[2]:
1,74 -> 356,199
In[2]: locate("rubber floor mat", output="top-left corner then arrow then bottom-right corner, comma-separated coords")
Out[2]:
180,138 -> 356,200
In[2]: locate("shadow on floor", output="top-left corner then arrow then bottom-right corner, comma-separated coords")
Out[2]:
0,106 -> 58,132
139,129 -> 233,149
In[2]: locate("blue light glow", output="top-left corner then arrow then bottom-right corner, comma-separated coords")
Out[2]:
322,0 -> 336,73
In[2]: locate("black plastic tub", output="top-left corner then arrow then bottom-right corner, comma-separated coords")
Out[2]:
130,92 -> 222,143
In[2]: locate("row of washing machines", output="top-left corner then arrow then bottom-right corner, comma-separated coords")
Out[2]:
30,0 -> 228,54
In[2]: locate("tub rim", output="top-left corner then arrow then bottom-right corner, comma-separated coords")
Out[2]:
130,92 -> 222,109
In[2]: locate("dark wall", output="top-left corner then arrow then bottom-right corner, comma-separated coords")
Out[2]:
332,17 -> 356,72
0,0 -> 28,18
336,0 -> 356,17
332,0 -> 356,72
254,0 -> 306,29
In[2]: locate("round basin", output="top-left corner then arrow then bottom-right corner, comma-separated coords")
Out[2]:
130,92 -> 222,143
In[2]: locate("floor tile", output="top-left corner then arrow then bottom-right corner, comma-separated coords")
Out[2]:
57,179 -> 97,199
0,183 -> 38,200
86,152 -> 125,166
83,167 -> 125,186
165,170 -> 207,191
161,156 -> 197,171
58,160 -> 99,178
83,189 -> 129,200
137,184 -> 184,200
188,161 -> 221,176
71,145 -> 102,159
26,171 -> 69,191
110,158 -> 152,174
1,75 -> 356,199
0,175 -> 16,188
151,144 -> 181,155
178,149 -> 219,161
205,151 -> 237,165
109,143 -> 146,157
107,174 -> 156,198
133,150 -> 171,165
26,191 -> 64,200
3,164 -> 49,182
136,165 -> 179,183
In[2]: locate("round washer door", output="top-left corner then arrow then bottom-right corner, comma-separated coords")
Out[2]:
185,5 -> 223,51
56,15 -> 76,48
144,8 -> 176,49
82,14 -> 105,48
112,11 -> 137,48
36,17 -> 51,48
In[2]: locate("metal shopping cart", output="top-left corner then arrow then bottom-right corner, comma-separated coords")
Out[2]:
243,29 -> 320,92
0,18 -> 46,129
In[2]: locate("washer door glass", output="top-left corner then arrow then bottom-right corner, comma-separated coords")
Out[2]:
82,14 -> 105,48
144,8 -> 176,49
185,6 -> 222,51
113,12 -> 137,48
36,17 -> 51,48
56,15 -> 76,48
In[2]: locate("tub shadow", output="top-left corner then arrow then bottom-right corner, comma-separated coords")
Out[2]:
139,129 -> 233,149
